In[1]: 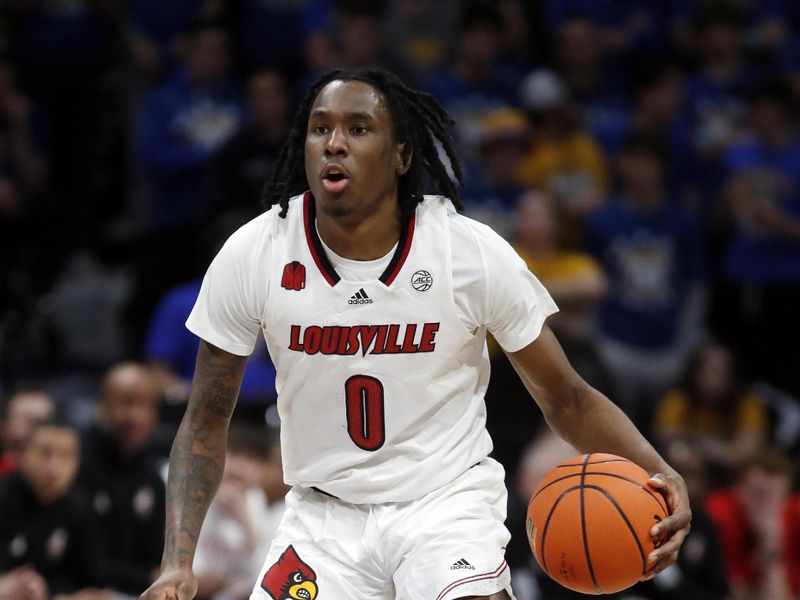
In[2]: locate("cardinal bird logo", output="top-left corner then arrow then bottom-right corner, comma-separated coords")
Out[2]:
261,545 -> 318,600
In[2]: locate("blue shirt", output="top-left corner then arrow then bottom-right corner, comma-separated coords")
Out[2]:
592,116 -> 699,201
240,0 -> 311,71
128,0 -> 202,45
585,197 -> 704,349
144,281 -> 277,404
135,71 -> 244,227
722,136 -> 800,282
425,69 -> 521,156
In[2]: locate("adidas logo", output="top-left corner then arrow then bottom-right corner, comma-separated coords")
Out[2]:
450,558 -> 475,570
348,288 -> 373,305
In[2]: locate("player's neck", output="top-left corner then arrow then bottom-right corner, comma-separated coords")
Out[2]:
316,199 -> 401,261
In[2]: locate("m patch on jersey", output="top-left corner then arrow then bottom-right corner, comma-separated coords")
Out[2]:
411,270 -> 433,291
281,261 -> 306,291
261,545 -> 318,600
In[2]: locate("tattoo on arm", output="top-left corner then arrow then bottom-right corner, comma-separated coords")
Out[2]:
162,341 -> 247,566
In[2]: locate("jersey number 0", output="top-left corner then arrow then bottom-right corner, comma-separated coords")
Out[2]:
345,375 -> 385,451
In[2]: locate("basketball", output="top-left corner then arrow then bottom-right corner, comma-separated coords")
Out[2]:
525,453 -> 669,595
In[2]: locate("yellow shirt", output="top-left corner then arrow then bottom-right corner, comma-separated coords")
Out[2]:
655,388 -> 768,439
517,249 -> 604,286
517,133 -> 610,194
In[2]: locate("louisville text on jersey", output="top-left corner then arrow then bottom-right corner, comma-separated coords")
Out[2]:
288,323 -> 440,356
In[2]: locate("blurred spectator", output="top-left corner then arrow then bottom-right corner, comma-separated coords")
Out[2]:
553,16 -> 630,145
517,69 -> 610,224
462,107 -> 530,236
301,0 -> 336,74
0,58 -> 47,205
239,0 -> 311,74
705,450 -> 800,599
381,0 -> 460,81
300,0 -> 411,89
672,0 -> 789,57
135,19 -> 244,230
626,438 -> 729,600
425,0 -> 521,156
514,189 -> 607,339
126,0 -> 212,82
47,251 -> 133,368
5,0 -> 124,249
76,363 -> 165,596
716,79 -> 800,397
685,1 -> 757,159
512,189 -> 612,395
0,419 -> 105,597
539,0 -> 676,57
194,424 -> 273,600
207,68 -> 290,218
0,57 -> 50,317
653,342 -> 768,470
494,0 -> 538,72
585,132 -> 705,421
0,388 -> 55,475
595,61 -> 701,211
779,31 -> 800,98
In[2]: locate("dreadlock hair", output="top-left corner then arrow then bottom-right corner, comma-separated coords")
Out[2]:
264,67 -> 464,224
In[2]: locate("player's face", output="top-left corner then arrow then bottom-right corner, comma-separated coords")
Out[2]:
305,80 -> 408,223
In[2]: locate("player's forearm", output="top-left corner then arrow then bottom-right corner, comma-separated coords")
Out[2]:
162,341 -> 246,568
507,328 -> 674,477
546,384 -> 675,477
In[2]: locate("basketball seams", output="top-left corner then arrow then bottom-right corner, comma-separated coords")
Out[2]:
584,485 -> 648,576
555,458 -> 632,468
586,472 -> 669,517
539,485 -> 581,577
533,471 -> 668,518
579,454 -> 603,594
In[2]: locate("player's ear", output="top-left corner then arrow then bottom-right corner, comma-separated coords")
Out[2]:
395,143 -> 411,175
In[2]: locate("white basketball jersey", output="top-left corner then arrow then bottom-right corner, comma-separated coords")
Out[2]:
187,192 -> 558,504
264,193 -> 491,503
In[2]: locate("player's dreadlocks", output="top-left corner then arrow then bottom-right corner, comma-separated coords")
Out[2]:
264,67 -> 464,223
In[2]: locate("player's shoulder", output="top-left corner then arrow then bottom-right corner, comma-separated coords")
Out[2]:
221,203 -> 284,251
441,199 -> 513,251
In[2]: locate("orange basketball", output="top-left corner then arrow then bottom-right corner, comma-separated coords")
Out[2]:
525,453 -> 669,595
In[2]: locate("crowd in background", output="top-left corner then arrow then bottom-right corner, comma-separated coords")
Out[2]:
1,0 -> 800,599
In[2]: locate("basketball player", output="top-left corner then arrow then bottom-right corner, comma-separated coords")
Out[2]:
141,68 -> 691,600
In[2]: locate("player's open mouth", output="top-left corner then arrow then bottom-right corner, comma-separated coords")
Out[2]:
322,169 -> 350,193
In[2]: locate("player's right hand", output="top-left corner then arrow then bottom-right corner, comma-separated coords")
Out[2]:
140,566 -> 197,600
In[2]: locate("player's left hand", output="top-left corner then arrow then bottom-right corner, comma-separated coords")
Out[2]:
642,472 -> 692,580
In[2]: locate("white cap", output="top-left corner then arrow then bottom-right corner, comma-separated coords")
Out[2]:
519,68 -> 569,111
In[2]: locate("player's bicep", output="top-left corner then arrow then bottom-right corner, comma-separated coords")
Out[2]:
505,326 -> 587,417
188,340 -> 248,423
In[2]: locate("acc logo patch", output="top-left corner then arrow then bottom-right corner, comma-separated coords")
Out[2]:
411,270 -> 433,291
261,545 -> 318,600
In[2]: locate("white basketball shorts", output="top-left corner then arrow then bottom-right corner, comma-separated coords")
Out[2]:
249,457 -> 515,600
